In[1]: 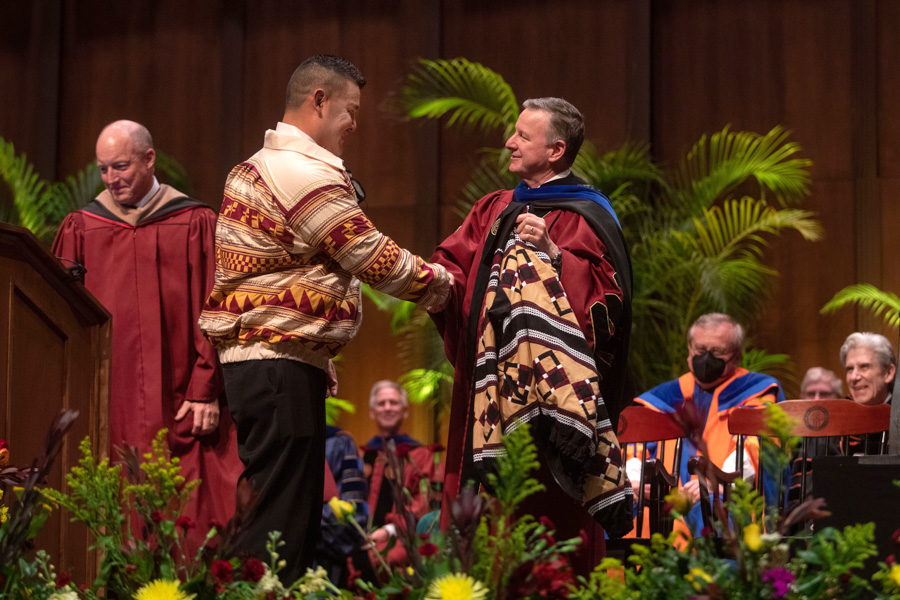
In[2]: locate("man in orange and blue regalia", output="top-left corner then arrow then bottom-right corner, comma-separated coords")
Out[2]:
633,313 -> 785,537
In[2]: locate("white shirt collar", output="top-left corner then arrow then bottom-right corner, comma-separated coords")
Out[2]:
134,177 -> 160,208
276,121 -> 317,144
538,169 -> 572,187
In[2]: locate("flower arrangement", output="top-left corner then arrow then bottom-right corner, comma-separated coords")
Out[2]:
3,406 -> 900,599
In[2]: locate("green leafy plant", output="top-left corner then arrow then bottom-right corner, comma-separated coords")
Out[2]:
821,283 -> 900,330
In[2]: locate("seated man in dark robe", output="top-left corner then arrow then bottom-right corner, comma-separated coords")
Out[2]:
429,97 -> 634,574
52,120 -> 243,549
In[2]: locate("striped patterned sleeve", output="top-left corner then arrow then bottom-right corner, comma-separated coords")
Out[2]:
285,176 -> 448,305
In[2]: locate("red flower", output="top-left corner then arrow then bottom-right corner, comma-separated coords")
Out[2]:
125,564 -> 138,575
149,511 -> 164,523
395,443 -> 413,459
427,443 -> 445,453
208,520 -> 224,532
538,516 -> 556,545
887,554 -> 896,566
418,542 -> 439,557
175,516 -> 196,533
388,587 -> 411,599
241,557 -> 265,583
893,528 -> 900,545
531,558 -> 574,599
55,571 -> 72,588
212,560 -> 234,584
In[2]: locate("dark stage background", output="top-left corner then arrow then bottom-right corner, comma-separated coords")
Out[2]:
2,0 -> 898,443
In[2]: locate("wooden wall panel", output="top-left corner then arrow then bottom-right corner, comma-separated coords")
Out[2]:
652,0 -> 786,160
0,1 -> 62,180
880,1 -> 900,177
56,0 -> 227,205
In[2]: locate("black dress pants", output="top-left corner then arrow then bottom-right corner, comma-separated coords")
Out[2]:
223,358 -> 326,584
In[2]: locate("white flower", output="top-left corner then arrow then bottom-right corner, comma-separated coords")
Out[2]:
48,592 -> 78,600
254,566 -> 284,600
297,566 -> 330,595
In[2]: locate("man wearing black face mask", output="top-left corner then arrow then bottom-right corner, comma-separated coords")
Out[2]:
630,313 -> 785,538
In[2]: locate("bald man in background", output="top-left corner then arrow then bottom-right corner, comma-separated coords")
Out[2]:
52,120 -> 242,547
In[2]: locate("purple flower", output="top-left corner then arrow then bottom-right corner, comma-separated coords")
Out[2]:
762,568 -> 795,598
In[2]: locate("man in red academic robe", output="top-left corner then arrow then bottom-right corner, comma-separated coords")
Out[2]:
430,98 -> 634,574
52,120 -> 242,548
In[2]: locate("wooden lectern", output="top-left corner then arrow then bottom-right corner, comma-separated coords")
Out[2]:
0,223 -> 110,582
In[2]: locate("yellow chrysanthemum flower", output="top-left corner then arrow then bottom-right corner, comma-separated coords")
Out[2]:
134,579 -> 195,600
890,564 -> 900,587
743,523 -> 762,551
425,573 -> 488,600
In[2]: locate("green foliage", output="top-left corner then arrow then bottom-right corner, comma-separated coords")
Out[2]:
483,423 -> 545,512
392,57 -> 821,397
793,524 -> 879,598
0,136 -> 100,242
822,283 -> 900,330
400,57 -> 520,139
325,396 -> 355,426
43,436 -> 126,543
45,430 -> 206,596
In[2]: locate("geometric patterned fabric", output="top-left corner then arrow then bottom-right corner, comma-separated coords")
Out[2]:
471,231 -> 633,537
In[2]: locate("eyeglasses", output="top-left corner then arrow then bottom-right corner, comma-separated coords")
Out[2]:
347,170 -> 366,205
690,346 -> 733,360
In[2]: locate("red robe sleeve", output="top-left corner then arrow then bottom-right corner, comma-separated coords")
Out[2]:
51,213 -> 86,267
184,208 -> 223,403
429,191 -> 509,368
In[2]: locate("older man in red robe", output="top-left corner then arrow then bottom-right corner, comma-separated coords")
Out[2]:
52,120 -> 242,546
430,98 -> 634,574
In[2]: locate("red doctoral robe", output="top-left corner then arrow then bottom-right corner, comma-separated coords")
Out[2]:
431,179 -> 633,572
52,185 -> 243,546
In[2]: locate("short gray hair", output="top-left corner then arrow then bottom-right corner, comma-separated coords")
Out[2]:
687,313 -> 745,353
801,367 -> 843,397
368,380 -> 407,408
522,97 -> 584,167
840,332 -> 896,371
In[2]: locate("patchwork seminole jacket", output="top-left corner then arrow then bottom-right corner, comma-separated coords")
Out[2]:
199,123 -> 448,369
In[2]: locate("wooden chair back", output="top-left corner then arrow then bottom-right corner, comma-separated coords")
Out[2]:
687,455 -> 740,535
615,405 -> 685,537
728,399 -> 891,512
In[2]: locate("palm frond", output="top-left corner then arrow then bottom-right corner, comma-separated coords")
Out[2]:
693,197 -> 822,260
0,137 -> 48,233
740,348 -> 795,387
361,284 -> 417,334
401,58 -> 520,139
573,140 -> 664,198
399,364 -> 454,407
821,284 -> 900,329
671,125 -> 812,212
325,396 -> 356,426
